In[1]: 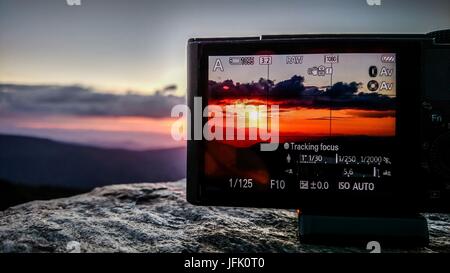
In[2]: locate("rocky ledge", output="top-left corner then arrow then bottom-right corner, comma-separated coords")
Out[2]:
0,180 -> 448,253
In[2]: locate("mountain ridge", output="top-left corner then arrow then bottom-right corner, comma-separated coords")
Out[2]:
0,134 -> 186,190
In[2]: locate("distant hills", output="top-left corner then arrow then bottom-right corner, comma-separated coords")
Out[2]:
0,134 -> 186,190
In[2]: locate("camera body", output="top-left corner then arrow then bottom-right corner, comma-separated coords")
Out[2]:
187,30 -> 450,213
420,30 -> 450,211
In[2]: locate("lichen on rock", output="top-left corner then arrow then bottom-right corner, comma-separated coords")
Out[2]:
0,180 -> 448,253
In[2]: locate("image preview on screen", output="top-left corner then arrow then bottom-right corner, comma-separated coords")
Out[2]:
205,53 -> 396,196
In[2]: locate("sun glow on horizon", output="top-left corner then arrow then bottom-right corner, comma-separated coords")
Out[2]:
0,115 -> 185,150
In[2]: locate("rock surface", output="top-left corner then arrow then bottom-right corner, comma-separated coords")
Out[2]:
0,180 -> 448,253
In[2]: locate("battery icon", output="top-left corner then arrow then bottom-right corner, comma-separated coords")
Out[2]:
229,57 -> 242,65
381,55 -> 395,63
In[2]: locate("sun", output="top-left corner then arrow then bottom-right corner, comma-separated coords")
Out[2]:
248,110 -> 259,122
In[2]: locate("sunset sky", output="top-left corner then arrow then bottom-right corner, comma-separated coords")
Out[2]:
205,101 -> 396,148
0,0 -> 448,150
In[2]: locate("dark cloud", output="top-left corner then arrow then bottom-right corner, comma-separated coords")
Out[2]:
306,117 -> 346,121
345,110 -> 396,118
271,75 -> 305,97
161,85 -> 178,95
208,76 -> 395,111
209,76 -> 305,99
322,81 -> 359,98
208,78 -> 270,98
0,84 -> 184,118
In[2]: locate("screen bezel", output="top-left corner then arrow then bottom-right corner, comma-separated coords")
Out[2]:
188,37 -> 423,213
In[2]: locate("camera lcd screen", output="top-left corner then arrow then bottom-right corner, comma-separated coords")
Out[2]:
204,53 -> 397,201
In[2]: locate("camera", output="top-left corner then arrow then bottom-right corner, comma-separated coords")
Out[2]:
187,30 -> 450,213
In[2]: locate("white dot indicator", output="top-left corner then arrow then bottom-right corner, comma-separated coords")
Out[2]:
284,143 -> 290,150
